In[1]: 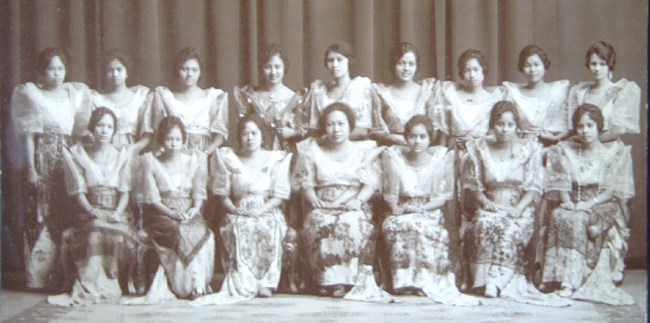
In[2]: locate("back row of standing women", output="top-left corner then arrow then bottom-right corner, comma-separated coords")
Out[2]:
11,40 -> 639,307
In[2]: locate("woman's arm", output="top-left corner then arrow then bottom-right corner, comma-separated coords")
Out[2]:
598,126 -> 626,143
76,194 -> 101,220
247,197 -> 283,217
110,191 -> 130,222
150,200 -> 182,220
25,133 -> 38,183
133,133 -> 153,154
342,183 -> 375,211
475,191 -> 498,212
419,197 -> 447,212
373,133 -> 406,146
184,197 -> 205,221
303,186 -> 326,209
509,190 -> 538,216
575,189 -> 614,211
206,134 -> 225,155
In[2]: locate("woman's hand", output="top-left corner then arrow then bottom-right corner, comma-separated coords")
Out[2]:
560,202 -> 573,210
246,207 -> 265,218
481,198 -> 498,212
456,136 -> 469,150
402,205 -> 423,214
310,199 -> 326,209
506,206 -> 524,218
574,201 -> 593,211
342,198 -> 362,211
183,207 -> 200,221
107,211 -> 123,223
27,168 -> 39,184
277,127 -> 297,139
86,207 -> 102,219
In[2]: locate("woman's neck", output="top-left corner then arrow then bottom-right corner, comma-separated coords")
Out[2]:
392,78 -> 416,90
580,140 -> 602,152
593,78 -> 613,89
178,84 -> 200,93
91,140 -> 111,153
163,149 -> 183,162
41,83 -> 64,91
462,83 -> 483,94
332,75 -> 351,87
492,138 -> 512,149
104,83 -> 128,94
239,147 -> 261,158
326,139 -> 350,152
406,148 -> 428,164
525,79 -> 547,90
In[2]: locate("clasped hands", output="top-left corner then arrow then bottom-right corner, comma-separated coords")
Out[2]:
231,206 -> 266,218
171,207 -> 201,222
560,201 -> 593,211
481,199 -> 524,217
310,198 -> 362,211
85,207 -> 124,223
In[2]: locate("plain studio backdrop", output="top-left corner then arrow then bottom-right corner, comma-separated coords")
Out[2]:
0,0 -> 646,269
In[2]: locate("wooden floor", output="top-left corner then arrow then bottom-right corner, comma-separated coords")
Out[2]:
1,270 -> 646,323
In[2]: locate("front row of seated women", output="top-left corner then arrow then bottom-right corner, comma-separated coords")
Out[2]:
48,99 -> 634,307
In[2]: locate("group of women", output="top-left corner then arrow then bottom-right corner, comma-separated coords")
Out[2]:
10,39 -> 639,307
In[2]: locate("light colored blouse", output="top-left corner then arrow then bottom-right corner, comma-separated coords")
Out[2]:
90,85 -> 152,138
141,150 -> 208,204
62,143 -> 131,196
372,78 -> 440,134
502,80 -> 570,136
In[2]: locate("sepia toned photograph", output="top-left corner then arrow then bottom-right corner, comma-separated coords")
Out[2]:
0,0 -> 647,321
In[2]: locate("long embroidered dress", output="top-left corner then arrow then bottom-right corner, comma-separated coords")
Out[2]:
147,86 -> 229,152
11,82 -> 90,290
381,146 -> 479,305
190,148 -> 292,306
297,77 -> 375,136
542,141 -> 635,305
48,144 -> 137,306
462,138 -> 568,306
233,85 -> 304,151
292,139 -> 392,302
371,78 -> 440,141
126,150 -> 214,303
502,81 -> 570,141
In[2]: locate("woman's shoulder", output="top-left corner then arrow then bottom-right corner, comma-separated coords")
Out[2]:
569,81 -> 592,93
502,81 -> 523,91
154,86 -> 172,96
64,82 -> 89,92
12,82 -> 41,98
205,87 -> 227,99
612,78 -> 641,96
351,76 -> 372,87
129,84 -> 151,96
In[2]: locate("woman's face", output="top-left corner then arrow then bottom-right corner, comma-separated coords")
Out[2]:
326,51 -> 349,79
493,111 -> 518,142
163,126 -> 184,152
406,124 -> 430,153
325,110 -> 350,144
106,59 -> 128,88
178,58 -> 201,87
462,58 -> 484,88
93,114 -> 115,144
395,51 -> 417,83
240,121 -> 262,152
43,55 -> 66,87
575,113 -> 599,144
522,54 -> 545,84
263,55 -> 285,86
588,53 -> 610,81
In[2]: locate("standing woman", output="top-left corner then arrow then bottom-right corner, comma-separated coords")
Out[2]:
381,115 -> 479,305
147,47 -> 228,154
434,49 -> 503,149
89,49 -> 153,153
190,115 -> 292,306
541,104 -> 635,305
461,101 -> 566,306
503,45 -> 570,145
566,41 -> 641,284
297,42 -> 375,141
233,43 -> 304,151
292,103 -> 389,301
11,47 -> 91,291
48,108 -> 136,306
371,42 -> 440,146
126,116 -> 214,303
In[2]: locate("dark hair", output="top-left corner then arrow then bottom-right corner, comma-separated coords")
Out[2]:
390,42 -> 420,76
236,114 -> 265,145
155,116 -> 187,146
88,107 -> 118,137
457,49 -> 487,79
403,115 -> 435,146
318,102 -> 356,136
102,48 -> 131,74
323,42 -> 356,68
585,41 -> 616,71
572,103 -> 604,133
518,45 -> 550,72
173,47 -> 204,79
36,47 -> 68,76
489,101 -> 521,130
259,43 -> 289,76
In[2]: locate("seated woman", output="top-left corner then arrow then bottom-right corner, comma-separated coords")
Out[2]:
541,104 -> 635,305
48,108 -> 136,306
190,115 -> 292,306
462,101 -> 568,306
292,103 -> 391,301
124,116 -> 214,304
381,115 -> 479,306
371,42 -> 439,146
